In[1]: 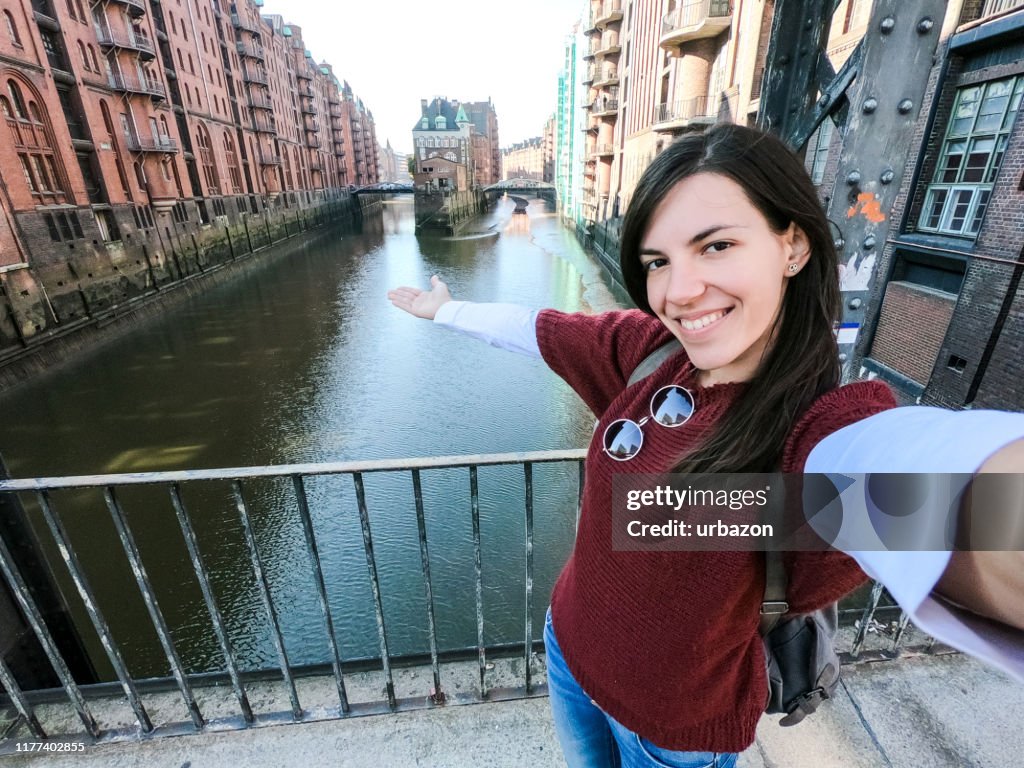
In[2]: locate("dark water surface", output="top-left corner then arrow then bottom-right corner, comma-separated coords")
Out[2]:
0,197 -> 628,679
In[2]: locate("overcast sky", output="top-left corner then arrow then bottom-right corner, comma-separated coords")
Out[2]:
262,0 -> 586,155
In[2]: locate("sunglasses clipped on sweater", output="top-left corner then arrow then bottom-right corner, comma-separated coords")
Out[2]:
601,385 -> 696,461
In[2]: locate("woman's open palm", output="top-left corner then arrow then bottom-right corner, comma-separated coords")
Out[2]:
387,275 -> 452,320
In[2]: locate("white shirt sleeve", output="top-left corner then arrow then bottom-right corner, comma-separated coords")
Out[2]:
433,301 -> 542,359
805,406 -> 1024,681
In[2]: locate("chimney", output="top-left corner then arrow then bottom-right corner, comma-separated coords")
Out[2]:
421,98 -> 428,115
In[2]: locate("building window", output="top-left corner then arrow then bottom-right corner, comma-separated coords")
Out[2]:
919,75 -> 1023,236
808,119 -> 834,184
4,78 -> 68,203
4,10 -> 22,46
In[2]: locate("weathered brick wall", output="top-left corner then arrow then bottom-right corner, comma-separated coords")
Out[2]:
870,281 -> 957,385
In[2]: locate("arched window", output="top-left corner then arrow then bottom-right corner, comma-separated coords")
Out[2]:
282,144 -> 294,189
434,115 -> 446,129
216,69 -> 222,87
445,152 -> 456,162
195,123 -> 219,192
88,44 -> 99,72
4,78 -> 68,203
4,11 -> 22,46
77,40 -> 90,71
75,0 -> 86,21
65,0 -> 77,21
188,53 -> 194,74
177,48 -> 184,68
223,132 -> 241,192
169,12 -> 176,34
194,86 -> 201,107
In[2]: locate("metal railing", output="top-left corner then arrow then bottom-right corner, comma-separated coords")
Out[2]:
257,153 -> 281,165
107,72 -> 165,99
122,134 -> 179,153
235,41 -> 265,60
982,0 -> 1023,15
655,94 -> 714,124
0,451 -> 585,749
662,0 -> 732,37
95,28 -> 154,56
230,13 -> 261,35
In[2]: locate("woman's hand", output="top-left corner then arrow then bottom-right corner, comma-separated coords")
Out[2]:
387,275 -> 453,321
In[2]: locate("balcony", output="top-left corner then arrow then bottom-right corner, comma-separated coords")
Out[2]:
108,72 -> 166,100
595,0 -> 623,27
591,94 -> 619,117
301,104 -> 318,116
583,41 -> 598,60
235,41 -> 265,60
594,143 -> 615,156
248,94 -> 273,111
307,136 -> 321,149
595,34 -> 621,56
110,0 -> 146,16
242,69 -> 268,86
231,12 -> 261,35
660,0 -> 732,50
296,68 -> 313,81
95,27 -> 155,59
123,134 -> 179,153
305,119 -> 321,133
582,65 -> 596,85
653,94 -> 716,131
982,0 -> 1024,14
258,152 -> 281,165
308,158 -> 324,171
251,115 -> 277,134
593,66 -> 618,87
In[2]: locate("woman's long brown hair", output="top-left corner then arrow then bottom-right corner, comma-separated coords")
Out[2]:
619,124 -> 842,473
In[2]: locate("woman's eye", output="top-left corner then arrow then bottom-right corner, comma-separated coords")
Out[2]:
704,241 -> 732,254
642,258 -> 667,272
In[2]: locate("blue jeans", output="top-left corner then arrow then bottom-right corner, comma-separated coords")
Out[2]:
544,607 -> 738,768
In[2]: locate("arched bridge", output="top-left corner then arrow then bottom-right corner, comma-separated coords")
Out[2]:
483,179 -> 557,208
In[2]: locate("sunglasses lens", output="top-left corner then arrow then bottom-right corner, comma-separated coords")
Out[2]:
604,419 -> 643,461
651,386 -> 694,427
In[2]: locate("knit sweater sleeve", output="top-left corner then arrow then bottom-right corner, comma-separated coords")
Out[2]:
781,381 -> 899,613
535,308 -> 676,417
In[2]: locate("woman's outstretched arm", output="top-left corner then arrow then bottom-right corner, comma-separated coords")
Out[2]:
387,276 -> 541,358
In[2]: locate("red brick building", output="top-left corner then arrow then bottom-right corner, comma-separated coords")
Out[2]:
0,0 -> 376,348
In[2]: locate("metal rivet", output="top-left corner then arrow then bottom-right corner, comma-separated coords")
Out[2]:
839,353 -> 848,363
849,298 -> 863,310
917,17 -> 934,33
863,97 -> 878,114
818,94 -> 830,107
846,171 -> 862,185
863,235 -> 877,250
805,17 -> 813,29
834,237 -> 846,250
880,16 -> 896,33
880,169 -> 895,184
898,99 -> 914,114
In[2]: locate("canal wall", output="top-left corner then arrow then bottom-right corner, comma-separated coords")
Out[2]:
414,189 -> 489,235
576,216 -> 627,295
0,191 -> 380,389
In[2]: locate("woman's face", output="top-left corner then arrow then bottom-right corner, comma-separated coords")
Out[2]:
640,172 -> 808,386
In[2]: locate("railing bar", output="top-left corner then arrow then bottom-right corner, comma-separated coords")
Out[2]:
0,523 -> 99,738
168,484 -> 253,724
850,580 -> 886,659
0,654 -> 45,739
0,450 -> 589,491
103,487 -> 204,731
891,611 -> 913,652
291,475 -> 350,714
34,490 -> 152,734
411,470 -> 443,703
352,472 -> 396,710
576,460 -> 585,535
231,480 -> 302,719
524,462 -> 534,694
470,466 -> 486,699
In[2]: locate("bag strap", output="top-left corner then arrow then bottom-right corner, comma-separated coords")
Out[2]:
759,549 -> 790,635
626,340 -> 682,388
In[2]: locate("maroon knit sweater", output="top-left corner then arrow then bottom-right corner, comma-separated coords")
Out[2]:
536,308 -> 896,752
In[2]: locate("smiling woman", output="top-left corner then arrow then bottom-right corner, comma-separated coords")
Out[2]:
387,123 -> 1024,768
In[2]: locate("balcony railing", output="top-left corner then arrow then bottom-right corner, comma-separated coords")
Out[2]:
595,34 -> 621,56
123,134 -> 179,153
594,143 -> 615,156
0,451 -> 585,750
242,69 -> 268,86
660,0 -> 732,49
108,72 -> 165,99
248,94 -> 273,111
295,69 -> 313,81
110,0 -> 146,16
251,115 -> 277,134
235,41 -> 265,60
982,0 -> 1024,15
301,104 -> 318,116
593,66 -> 618,86
230,12 -> 261,35
307,136 -> 321,149
258,152 -> 281,165
654,94 -> 716,129
305,119 -> 321,133
95,27 -> 155,58
595,0 -> 623,27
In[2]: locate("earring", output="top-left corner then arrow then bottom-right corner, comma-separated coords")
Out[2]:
788,264 -> 798,273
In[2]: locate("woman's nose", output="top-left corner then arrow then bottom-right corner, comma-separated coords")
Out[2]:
664,260 -> 706,307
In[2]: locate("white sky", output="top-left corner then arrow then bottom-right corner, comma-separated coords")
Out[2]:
262,0 -> 586,155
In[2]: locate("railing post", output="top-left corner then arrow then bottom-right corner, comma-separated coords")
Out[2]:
523,462 -> 534,694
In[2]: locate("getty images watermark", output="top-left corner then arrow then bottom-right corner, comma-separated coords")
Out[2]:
611,473 -> 1024,551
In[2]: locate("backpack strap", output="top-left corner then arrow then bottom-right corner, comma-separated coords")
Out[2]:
759,549 -> 790,635
626,340 -> 683,388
